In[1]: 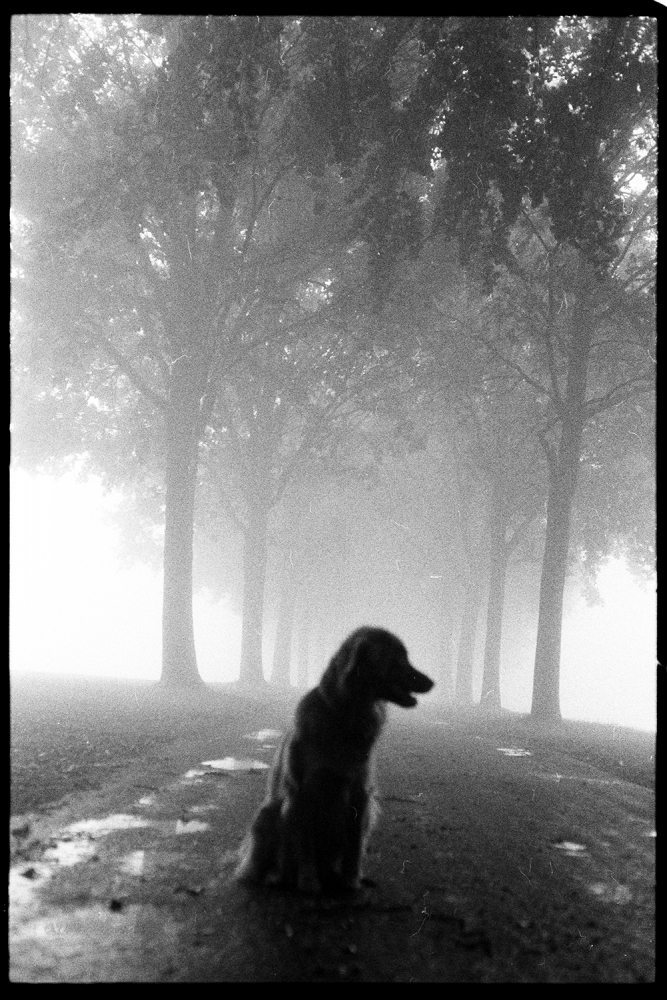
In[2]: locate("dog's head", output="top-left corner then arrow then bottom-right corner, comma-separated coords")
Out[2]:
325,627 -> 434,708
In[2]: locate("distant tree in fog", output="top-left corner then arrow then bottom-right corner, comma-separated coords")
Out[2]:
375,237 -> 545,708
456,385 -> 548,711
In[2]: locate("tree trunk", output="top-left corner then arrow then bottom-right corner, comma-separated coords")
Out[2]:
239,500 -> 269,686
296,602 -> 310,688
530,440 -> 582,721
161,358 -> 202,688
271,562 -> 296,686
455,568 -> 484,705
531,272 -> 593,722
480,500 -> 509,711
438,623 -> 456,704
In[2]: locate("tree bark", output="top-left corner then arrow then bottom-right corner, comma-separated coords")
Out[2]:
438,623 -> 456,704
238,500 -> 269,686
161,357 -> 202,688
531,273 -> 594,722
480,499 -> 509,711
296,602 -> 310,688
530,435 -> 583,720
271,561 -> 296,685
455,568 -> 484,705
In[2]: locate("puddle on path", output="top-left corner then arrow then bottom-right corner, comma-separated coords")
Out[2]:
68,815 -> 150,836
588,882 -> 633,904
243,729 -> 282,744
183,768 -> 207,781
174,819 -> 209,834
41,815 -> 151,867
551,840 -> 589,858
118,850 -> 145,876
201,757 -> 269,771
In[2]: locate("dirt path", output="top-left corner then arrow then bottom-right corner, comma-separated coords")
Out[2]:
10,677 -> 654,982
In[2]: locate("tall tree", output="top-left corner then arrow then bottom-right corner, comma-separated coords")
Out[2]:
13,16 -> 655,707
421,16 -> 656,720
474,394 -> 546,710
12,15 -> 444,687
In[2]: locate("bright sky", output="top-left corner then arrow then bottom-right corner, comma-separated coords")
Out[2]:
9,468 -> 656,731
9,468 -> 243,684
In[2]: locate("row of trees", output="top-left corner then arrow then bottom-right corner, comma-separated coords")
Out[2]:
11,16 -> 655,719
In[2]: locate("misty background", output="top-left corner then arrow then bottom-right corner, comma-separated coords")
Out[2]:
10,16 -> 656,732
10,464 -> 655,731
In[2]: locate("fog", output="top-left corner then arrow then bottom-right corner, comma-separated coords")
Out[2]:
10,469 -> 656,732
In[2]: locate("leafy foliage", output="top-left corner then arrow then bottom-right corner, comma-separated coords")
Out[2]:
11,16 -> 655,699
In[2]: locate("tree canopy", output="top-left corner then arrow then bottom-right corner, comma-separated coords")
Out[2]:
11,16 -> 655,719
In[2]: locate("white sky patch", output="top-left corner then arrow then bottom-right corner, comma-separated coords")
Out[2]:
10,468 -> 243,683
559,558 -> 656,732
500,557 -> 655,732
625,173 -> 648,195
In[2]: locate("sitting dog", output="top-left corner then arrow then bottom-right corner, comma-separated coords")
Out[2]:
236,626 -> 434,894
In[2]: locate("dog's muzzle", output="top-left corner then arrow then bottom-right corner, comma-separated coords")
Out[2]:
390,665 -> 434,707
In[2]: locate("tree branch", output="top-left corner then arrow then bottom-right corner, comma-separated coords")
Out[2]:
82,323 -> 168,411
200,454 -> 248,535
480,333 -> 554,406
506,510 -> 540,554
585,378 -> 652,418
241,157 -> 298,258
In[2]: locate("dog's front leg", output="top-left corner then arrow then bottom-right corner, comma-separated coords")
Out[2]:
278,796 -> 321,893
339,785 -> 371,890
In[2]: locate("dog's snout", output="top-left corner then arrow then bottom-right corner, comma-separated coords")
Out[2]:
409,666 -> 435,693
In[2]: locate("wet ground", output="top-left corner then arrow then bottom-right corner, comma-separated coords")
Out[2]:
10,674 -> 655,982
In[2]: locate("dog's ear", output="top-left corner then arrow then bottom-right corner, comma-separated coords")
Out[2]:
337,630 -> 371,695
323,629 -> 369,698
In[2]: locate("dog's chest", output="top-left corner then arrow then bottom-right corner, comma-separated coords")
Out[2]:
313,717 -> 381,772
